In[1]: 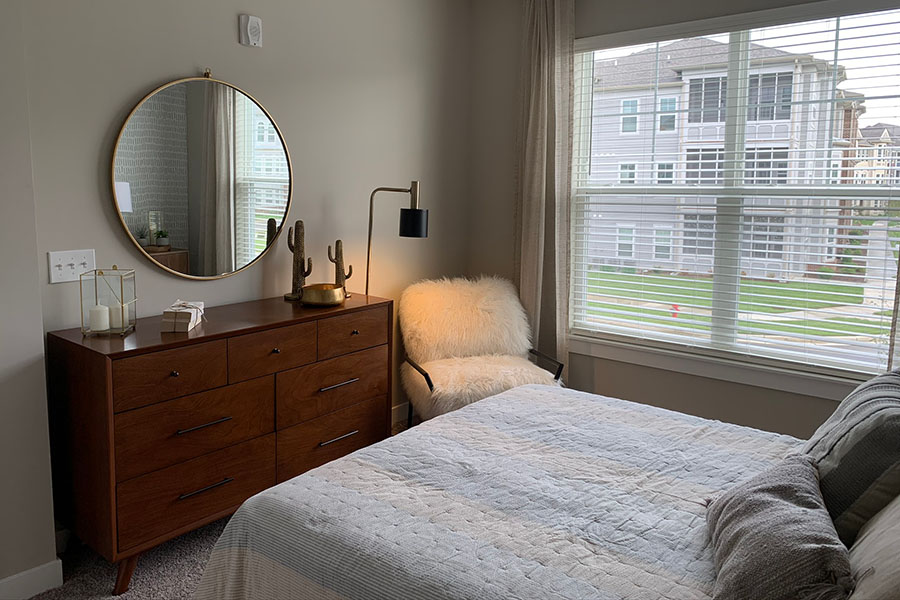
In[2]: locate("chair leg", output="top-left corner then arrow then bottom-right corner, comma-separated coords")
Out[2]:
406,401 -> 414,429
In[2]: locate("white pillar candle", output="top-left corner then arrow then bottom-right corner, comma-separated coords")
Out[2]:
89,304 -> 110,332
108,302 -> 123,329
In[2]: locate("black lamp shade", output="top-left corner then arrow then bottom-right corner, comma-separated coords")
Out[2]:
399,208 -> 429,238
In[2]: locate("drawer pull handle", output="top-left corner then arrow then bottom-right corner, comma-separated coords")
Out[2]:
170,370 -> 180,377
177,477 -> 234,501
319,430 -> 359,447
175,416 -> 233,436
318,377 -> 360,393
272,348 -> 281,354
351,329 -> 360,336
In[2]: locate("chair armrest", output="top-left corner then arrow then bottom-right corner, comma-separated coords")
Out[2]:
405,357 -> 435,392
528,348 -> 564,381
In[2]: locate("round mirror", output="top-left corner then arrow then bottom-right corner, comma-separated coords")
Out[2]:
111,76 -> 292,279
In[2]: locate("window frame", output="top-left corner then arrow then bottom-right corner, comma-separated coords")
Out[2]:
616,224 -> 637,258
658,96 -> 678,132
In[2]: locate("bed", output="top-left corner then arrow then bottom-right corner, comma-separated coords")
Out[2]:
195,384 -> 800,600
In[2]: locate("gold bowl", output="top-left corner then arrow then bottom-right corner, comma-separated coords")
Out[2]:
301,283 -> 346,306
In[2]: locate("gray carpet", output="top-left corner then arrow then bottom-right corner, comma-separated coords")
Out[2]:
30,519 -> 227,600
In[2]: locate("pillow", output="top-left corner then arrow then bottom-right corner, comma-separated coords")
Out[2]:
802,370 -> 900,545
848,493 -> 900,599
707,454 -> 855,600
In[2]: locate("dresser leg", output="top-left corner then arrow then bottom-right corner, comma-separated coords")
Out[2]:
114,554 -> 139,595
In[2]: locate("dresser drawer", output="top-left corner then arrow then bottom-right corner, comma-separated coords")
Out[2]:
228,321 -> 317,383
114,376 -> 274,482
277,345 -> 388,430
112,340 -> 227,413
317,306 -> 389,361
276,396 -> 386,482
117,434 -> 275,551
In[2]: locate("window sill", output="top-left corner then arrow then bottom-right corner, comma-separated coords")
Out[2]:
568,333 -> 867,402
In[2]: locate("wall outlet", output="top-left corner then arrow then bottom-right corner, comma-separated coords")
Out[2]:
48,249 -> 96,283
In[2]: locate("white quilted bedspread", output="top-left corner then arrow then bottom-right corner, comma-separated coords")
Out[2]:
195,385 -> 801,600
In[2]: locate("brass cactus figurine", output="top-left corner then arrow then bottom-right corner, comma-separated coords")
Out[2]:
266,218 -> 277,247
327,240 -> 353,298
284,220 -> 312,301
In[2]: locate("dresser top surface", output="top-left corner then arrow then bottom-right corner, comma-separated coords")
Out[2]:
48,294 -> 391,358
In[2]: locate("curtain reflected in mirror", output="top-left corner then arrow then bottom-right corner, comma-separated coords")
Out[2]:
112,78 -> 291,278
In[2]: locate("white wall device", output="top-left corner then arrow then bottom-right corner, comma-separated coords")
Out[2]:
239,14 -> 263,48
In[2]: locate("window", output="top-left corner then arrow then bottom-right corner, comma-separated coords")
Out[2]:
659,97 -> 677,131
748,73 -> 793,121
686,148 -> 725,184
683,214 -> 715,256
746,148 -> 789,184
689,77 -> 727,123
571,8 -> 900,374
235,97 -> 290,267
654,228 -> 673,260
617,226 -> 635,258
742,215 -> 785,260
621,99 -> 638,133
657,163 -> 674,184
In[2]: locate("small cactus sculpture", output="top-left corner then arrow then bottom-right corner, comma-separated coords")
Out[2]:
327,240 -> 353,298
265,218 -> 277,247
284,220 -> 312,302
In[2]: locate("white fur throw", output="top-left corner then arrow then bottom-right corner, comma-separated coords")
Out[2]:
401,355 -> 560,421
398,276 -> 532,364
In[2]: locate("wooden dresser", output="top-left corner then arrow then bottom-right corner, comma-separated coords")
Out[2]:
47,295 -> 392,594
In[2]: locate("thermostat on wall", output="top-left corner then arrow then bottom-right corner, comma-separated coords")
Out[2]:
239,14 -> 262,47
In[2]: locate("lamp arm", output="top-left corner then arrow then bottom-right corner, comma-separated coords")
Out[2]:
365,185 -> 415,296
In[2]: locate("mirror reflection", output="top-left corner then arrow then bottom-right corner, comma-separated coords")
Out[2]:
112,78 -> 291,278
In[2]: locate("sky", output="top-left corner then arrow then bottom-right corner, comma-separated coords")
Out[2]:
592,7 -> 900,129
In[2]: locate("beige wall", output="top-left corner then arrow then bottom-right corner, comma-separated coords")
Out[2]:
23,0 -> 474,411
6,0 -> 475,586
0,2 -> 58,585
567,354 -> 852,438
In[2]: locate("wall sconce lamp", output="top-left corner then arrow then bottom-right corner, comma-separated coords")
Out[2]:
366,180 -> 429,296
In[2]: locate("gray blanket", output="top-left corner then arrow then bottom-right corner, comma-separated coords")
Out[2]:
195,384 -> 800,600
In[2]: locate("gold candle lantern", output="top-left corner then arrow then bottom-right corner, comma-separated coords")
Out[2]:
80,266 -> 137,336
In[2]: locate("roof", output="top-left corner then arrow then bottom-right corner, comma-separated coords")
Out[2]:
593,38 -> 814,89
860,123 -> 900,143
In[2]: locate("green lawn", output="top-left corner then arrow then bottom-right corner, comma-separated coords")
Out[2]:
586,270 -> 864,314
587,301 -> 887,337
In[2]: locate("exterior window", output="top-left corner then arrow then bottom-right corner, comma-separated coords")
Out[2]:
745,148 -> 789,184
619,163 -> 637,184
621,99 -> 638,133
657,163 -> 674,184
686,148 -> 725,184
683,214 -> 715,256
688,77 -> 727,123
742,215 -> 785,260
617,227 -> 635,258
654,228 -> 673,260
659,97 -> 677,131
748,73 -> 793,121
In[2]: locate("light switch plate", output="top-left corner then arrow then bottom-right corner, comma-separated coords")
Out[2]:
48,249 -> 96,283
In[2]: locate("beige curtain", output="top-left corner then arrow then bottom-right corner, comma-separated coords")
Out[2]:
199,85 -> 235,276
515,0 -> 574,377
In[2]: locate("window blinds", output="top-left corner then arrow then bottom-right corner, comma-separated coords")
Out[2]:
234,95 -> 290,266
571,8 -> 900,374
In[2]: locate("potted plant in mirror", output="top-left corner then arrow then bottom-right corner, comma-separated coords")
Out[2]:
136,226 -> 149,247
155,230 -> 170,247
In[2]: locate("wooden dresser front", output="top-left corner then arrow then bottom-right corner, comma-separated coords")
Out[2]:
47,295 -> 392,592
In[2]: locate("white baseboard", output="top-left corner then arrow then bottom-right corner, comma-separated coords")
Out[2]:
0,559 -> 62,599
391,402 -> 409,425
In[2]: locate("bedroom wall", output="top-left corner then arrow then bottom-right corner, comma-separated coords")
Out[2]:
23,0 -> 473,409
464,0 -> 875,438
0,2 -> 59,594
3,0 -> 473,591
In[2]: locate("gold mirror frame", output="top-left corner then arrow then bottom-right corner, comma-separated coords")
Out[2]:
110,74 -> 293,280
